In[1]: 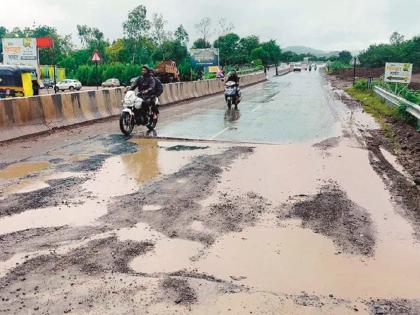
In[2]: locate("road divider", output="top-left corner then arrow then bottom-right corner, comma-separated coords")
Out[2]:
0,72 -> 267,142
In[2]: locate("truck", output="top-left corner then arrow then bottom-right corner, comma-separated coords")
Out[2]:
154,60 -> 180,83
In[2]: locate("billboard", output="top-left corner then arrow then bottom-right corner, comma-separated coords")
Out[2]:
190,48 -> 219,66
385,63 -> 413,83
2,38 -> 38,67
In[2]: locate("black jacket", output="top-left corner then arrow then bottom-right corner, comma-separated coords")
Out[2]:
227,73 -> 240,84
129,75 -> 156,95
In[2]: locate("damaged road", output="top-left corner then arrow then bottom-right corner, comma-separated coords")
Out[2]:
1,70 -> 420,314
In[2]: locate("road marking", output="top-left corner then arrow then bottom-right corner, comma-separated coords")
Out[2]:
210,127 -> 230,140
251,104 -> 264,112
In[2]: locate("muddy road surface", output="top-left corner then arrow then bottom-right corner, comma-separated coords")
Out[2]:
1,71 -> 420,314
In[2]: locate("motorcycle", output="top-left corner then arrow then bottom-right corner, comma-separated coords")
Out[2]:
119,91 -> 158,136
224,81 -> 241,109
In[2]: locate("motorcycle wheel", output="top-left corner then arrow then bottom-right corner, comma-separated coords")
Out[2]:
146,114 -> 158,131
119,112 -> 134,136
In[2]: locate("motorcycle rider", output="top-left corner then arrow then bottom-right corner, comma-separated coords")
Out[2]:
129,65 -> 156,106
226,70 -> 241,107
226,70 -> 240,85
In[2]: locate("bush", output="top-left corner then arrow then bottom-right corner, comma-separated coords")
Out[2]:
353,79 -> 368,91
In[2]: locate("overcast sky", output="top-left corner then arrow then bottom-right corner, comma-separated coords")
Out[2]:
1,0 -> 419,52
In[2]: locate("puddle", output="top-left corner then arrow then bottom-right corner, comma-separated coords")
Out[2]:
142,205 -> 162,211
118,223 -> 203,274
0,162 -> 50,180
195,139 -> 420,300
0,201 -> 107,235
121,139 -> 224,184
195,217 -> 420,300
3,172 -> 81,196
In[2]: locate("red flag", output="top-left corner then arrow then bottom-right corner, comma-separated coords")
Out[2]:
36,37 -> 54,48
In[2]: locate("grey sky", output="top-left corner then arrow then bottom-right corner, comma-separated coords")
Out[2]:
1,0 -> 419,52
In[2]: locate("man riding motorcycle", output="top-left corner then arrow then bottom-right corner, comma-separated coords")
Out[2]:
225,70 -> 241,108
129,65 -> 156,110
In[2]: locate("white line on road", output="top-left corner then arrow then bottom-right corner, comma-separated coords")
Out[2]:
210,127 -> 230,140
251,104 -> 264,112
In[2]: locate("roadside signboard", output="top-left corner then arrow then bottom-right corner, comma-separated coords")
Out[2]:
385,62 -> 413,83
190,48 -> 219,66
2,38 -> 38,67
91,50 -> 102,62
208,66 -> 220,73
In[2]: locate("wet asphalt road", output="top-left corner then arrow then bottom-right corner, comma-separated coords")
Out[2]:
1,70 -> 420,314
158,70 -> 343,144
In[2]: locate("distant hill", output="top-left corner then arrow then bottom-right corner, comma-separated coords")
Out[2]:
283,46 -> 339,57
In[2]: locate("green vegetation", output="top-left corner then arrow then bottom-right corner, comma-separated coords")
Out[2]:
347,79 -> 417,132
359,32 -> 420,68
0,6 -> 284,85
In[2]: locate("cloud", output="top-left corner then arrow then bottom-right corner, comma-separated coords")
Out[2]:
0,0 -> 419,51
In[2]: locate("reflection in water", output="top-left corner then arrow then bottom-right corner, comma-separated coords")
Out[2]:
0,162 -> 50,180
224,109 -> 241,122
121,139 -> 159,183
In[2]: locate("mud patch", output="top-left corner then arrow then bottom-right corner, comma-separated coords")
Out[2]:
104,147 -> 258,245
287,184 -> 375,256
0,236 -> 154,314
365,129 -> 420,239
313,136 -> 341,151
367,298 -> 420,315
0,176 -> 90,217
160,277 -> 197,306
205,192 -> 268,233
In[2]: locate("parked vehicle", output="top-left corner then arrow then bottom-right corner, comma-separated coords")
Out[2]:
293,63 -> 302,72
0,65 -> 41,98
102,78 -> 121,87
154,60 -> 180,83
224,81 -> 241,109
54,79 -> 82,93
42,79 -> 55,89
119,91 -> 159,136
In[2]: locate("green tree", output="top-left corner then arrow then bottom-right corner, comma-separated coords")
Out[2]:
106,39 -> 130,63
123,5 -> 151,63
0,26 -> 8,63
261,40 -> 282,66
239,36 -> 260,61
76,25 -> 108,62
338,50 -> 352,64
152,40 -> 188,64
150,13 -> 171,46
192,38 -> 211,49
251,47 -> 270,66
214,33 -> 242,66
174,25 -> 189,45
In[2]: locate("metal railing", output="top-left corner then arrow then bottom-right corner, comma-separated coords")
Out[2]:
374,86 -> 420,128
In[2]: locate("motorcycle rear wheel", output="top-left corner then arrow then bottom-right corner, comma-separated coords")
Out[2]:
119,112 -> 134,136
147,114 -> 158,131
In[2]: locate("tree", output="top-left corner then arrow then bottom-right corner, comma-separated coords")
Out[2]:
123,5 -> 151,63
151,13 -> 171,46
106,39 -> 130,63
390,32 -> 405,45
338,50 -> 352,64
152,39 -> 188,64
251,47 -> 270,66
214,33 -> 241,66
217,18 -> 234,37
192,38 -> 211,49
174,25 -> 189,45
0,26 -> 8,63
261,40 -> 282,66
195,17 -> 212,44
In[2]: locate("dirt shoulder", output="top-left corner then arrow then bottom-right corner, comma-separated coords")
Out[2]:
327,73 -> 420,236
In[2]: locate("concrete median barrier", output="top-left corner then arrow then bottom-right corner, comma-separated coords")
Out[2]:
0,72 -> 266,142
